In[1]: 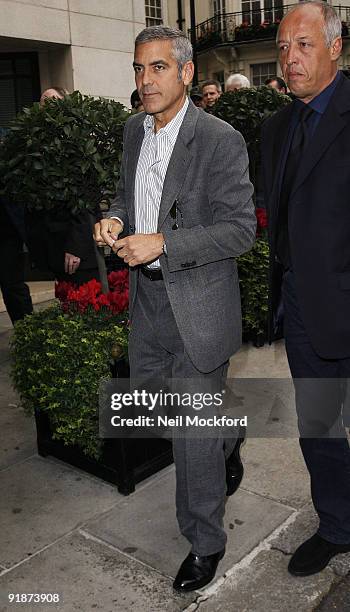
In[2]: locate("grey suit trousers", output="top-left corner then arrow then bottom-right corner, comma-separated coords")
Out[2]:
128,271 -> 234,555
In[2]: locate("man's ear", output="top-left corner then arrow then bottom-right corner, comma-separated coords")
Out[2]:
183,61 -> 195,86
330,36 -> 342,61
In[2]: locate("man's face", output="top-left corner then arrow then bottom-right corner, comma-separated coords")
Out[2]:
133,39 -> 193,117
40,88 -> 63,106
202,85 -> 220,107
267,80 -> 280,92
277,5 -> 342,102
226,83 -> 241,92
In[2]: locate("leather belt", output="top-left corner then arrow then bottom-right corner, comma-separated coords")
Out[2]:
140,266 -> 163,281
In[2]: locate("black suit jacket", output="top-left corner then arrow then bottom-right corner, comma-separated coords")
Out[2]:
262,72 -> 350,359
25,207 -> 101,276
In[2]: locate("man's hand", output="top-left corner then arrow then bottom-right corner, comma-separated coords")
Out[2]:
113,233 -> 164,266
65,252 -> 81,275
94,218 -> 123,248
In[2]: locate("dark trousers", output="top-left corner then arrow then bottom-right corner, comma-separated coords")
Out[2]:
0,217 -> 33,324
282,270 -> 350,544
128,272 -> 232,556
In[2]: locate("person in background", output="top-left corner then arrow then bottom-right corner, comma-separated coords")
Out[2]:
201,79 -> 222,112
130,88 -> 144,113
40,86 -> 68,105
262,0 -> 350,577
225,73 -> 250,91
25,87 -> 100,286
189,87 -> 204,108
265,76 -> 288,95
0,196 -> 33,324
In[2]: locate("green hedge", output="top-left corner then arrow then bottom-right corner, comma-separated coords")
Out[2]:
237,239 -> 270,337
11,306 -> 128,459
0,91 -> 129,214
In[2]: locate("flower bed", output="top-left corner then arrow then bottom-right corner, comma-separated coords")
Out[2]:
11,269 -> 173,493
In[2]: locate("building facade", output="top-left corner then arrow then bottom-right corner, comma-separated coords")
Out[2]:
1,0 -> 349,130
0,0 -> 147,129
167,0 -> 350,88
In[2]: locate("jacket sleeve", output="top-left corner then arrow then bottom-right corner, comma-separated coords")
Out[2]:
65,207 -> 100,260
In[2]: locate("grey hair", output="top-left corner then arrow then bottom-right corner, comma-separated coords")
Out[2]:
135,26 -> 193,79
226,73 -> 250,89
277,1 -> 342,47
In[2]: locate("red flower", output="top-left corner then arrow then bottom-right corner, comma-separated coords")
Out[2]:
256,207 -> 268,229
55,280 -> 74,302
108,269 -> 129,293
55,271 -> 129,316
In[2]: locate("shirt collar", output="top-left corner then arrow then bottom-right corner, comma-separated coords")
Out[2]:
296,71 -> 341,115
143,97 -> 189,144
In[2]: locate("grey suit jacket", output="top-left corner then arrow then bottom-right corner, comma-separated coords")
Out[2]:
108,100 -> 256,372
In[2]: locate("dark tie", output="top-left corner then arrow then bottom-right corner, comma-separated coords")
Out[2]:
276,105 -> 314,269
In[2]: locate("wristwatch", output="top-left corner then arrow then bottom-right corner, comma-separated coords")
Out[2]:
162,242 -> 168,256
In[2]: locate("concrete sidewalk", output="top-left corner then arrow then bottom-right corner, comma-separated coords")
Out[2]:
0,305 -> 349,611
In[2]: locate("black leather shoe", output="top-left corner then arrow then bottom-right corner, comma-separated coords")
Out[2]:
288,533 -> 350,576
225,436 -> 245,496
173,549 -> 225,592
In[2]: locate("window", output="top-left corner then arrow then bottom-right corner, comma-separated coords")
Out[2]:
145,0 -> 163,27
212,0 -> 226,15
242,0 -> 261,26
242,0 -> 283,25
264,0 -> 283,23
251,62 -> 276,86
0,53 -> 40,129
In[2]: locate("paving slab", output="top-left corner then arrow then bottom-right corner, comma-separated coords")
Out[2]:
0,531 -> 195,612
316,574 -> 350,610
0,456 -> 124,569
84,468 -> 292,579
0,330 -> 11,363
270,505 -> 350,577
196,549 -> 338,612
229,340 -> 291,378
242,438 -> 310,509
0,365 -> 37,470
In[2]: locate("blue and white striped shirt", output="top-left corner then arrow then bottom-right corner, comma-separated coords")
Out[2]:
135,97 -> 189,267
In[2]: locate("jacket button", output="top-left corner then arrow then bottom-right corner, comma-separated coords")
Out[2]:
181,261 -> 197,268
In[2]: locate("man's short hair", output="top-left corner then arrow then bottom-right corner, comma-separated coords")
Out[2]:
50,86 -> 68,97
135,26 -> 193,80
265,76 -> 287,92
225,74 -> 250,90
201,79 -> 222,93
130,89 -> 141,109
277,0 -> 342,48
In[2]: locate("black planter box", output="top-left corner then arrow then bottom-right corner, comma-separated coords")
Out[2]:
34,358 -> 173,495
35,409 -> 173,495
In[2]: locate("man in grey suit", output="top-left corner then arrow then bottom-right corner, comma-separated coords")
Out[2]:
94,26 -> 256,592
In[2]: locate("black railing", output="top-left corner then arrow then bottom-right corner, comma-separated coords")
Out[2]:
189,4 -> 350,51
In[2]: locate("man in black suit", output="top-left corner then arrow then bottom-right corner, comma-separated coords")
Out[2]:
0,200 -> 33,324
262,0 -> 350,576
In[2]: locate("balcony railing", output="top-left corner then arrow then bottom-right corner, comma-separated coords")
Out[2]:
189,4 -> 350,52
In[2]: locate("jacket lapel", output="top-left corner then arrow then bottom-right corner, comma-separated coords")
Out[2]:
157,101 -> 198,230
127,120 -> 144,226
266,103 -> 294,226
292,74 -> 350,197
